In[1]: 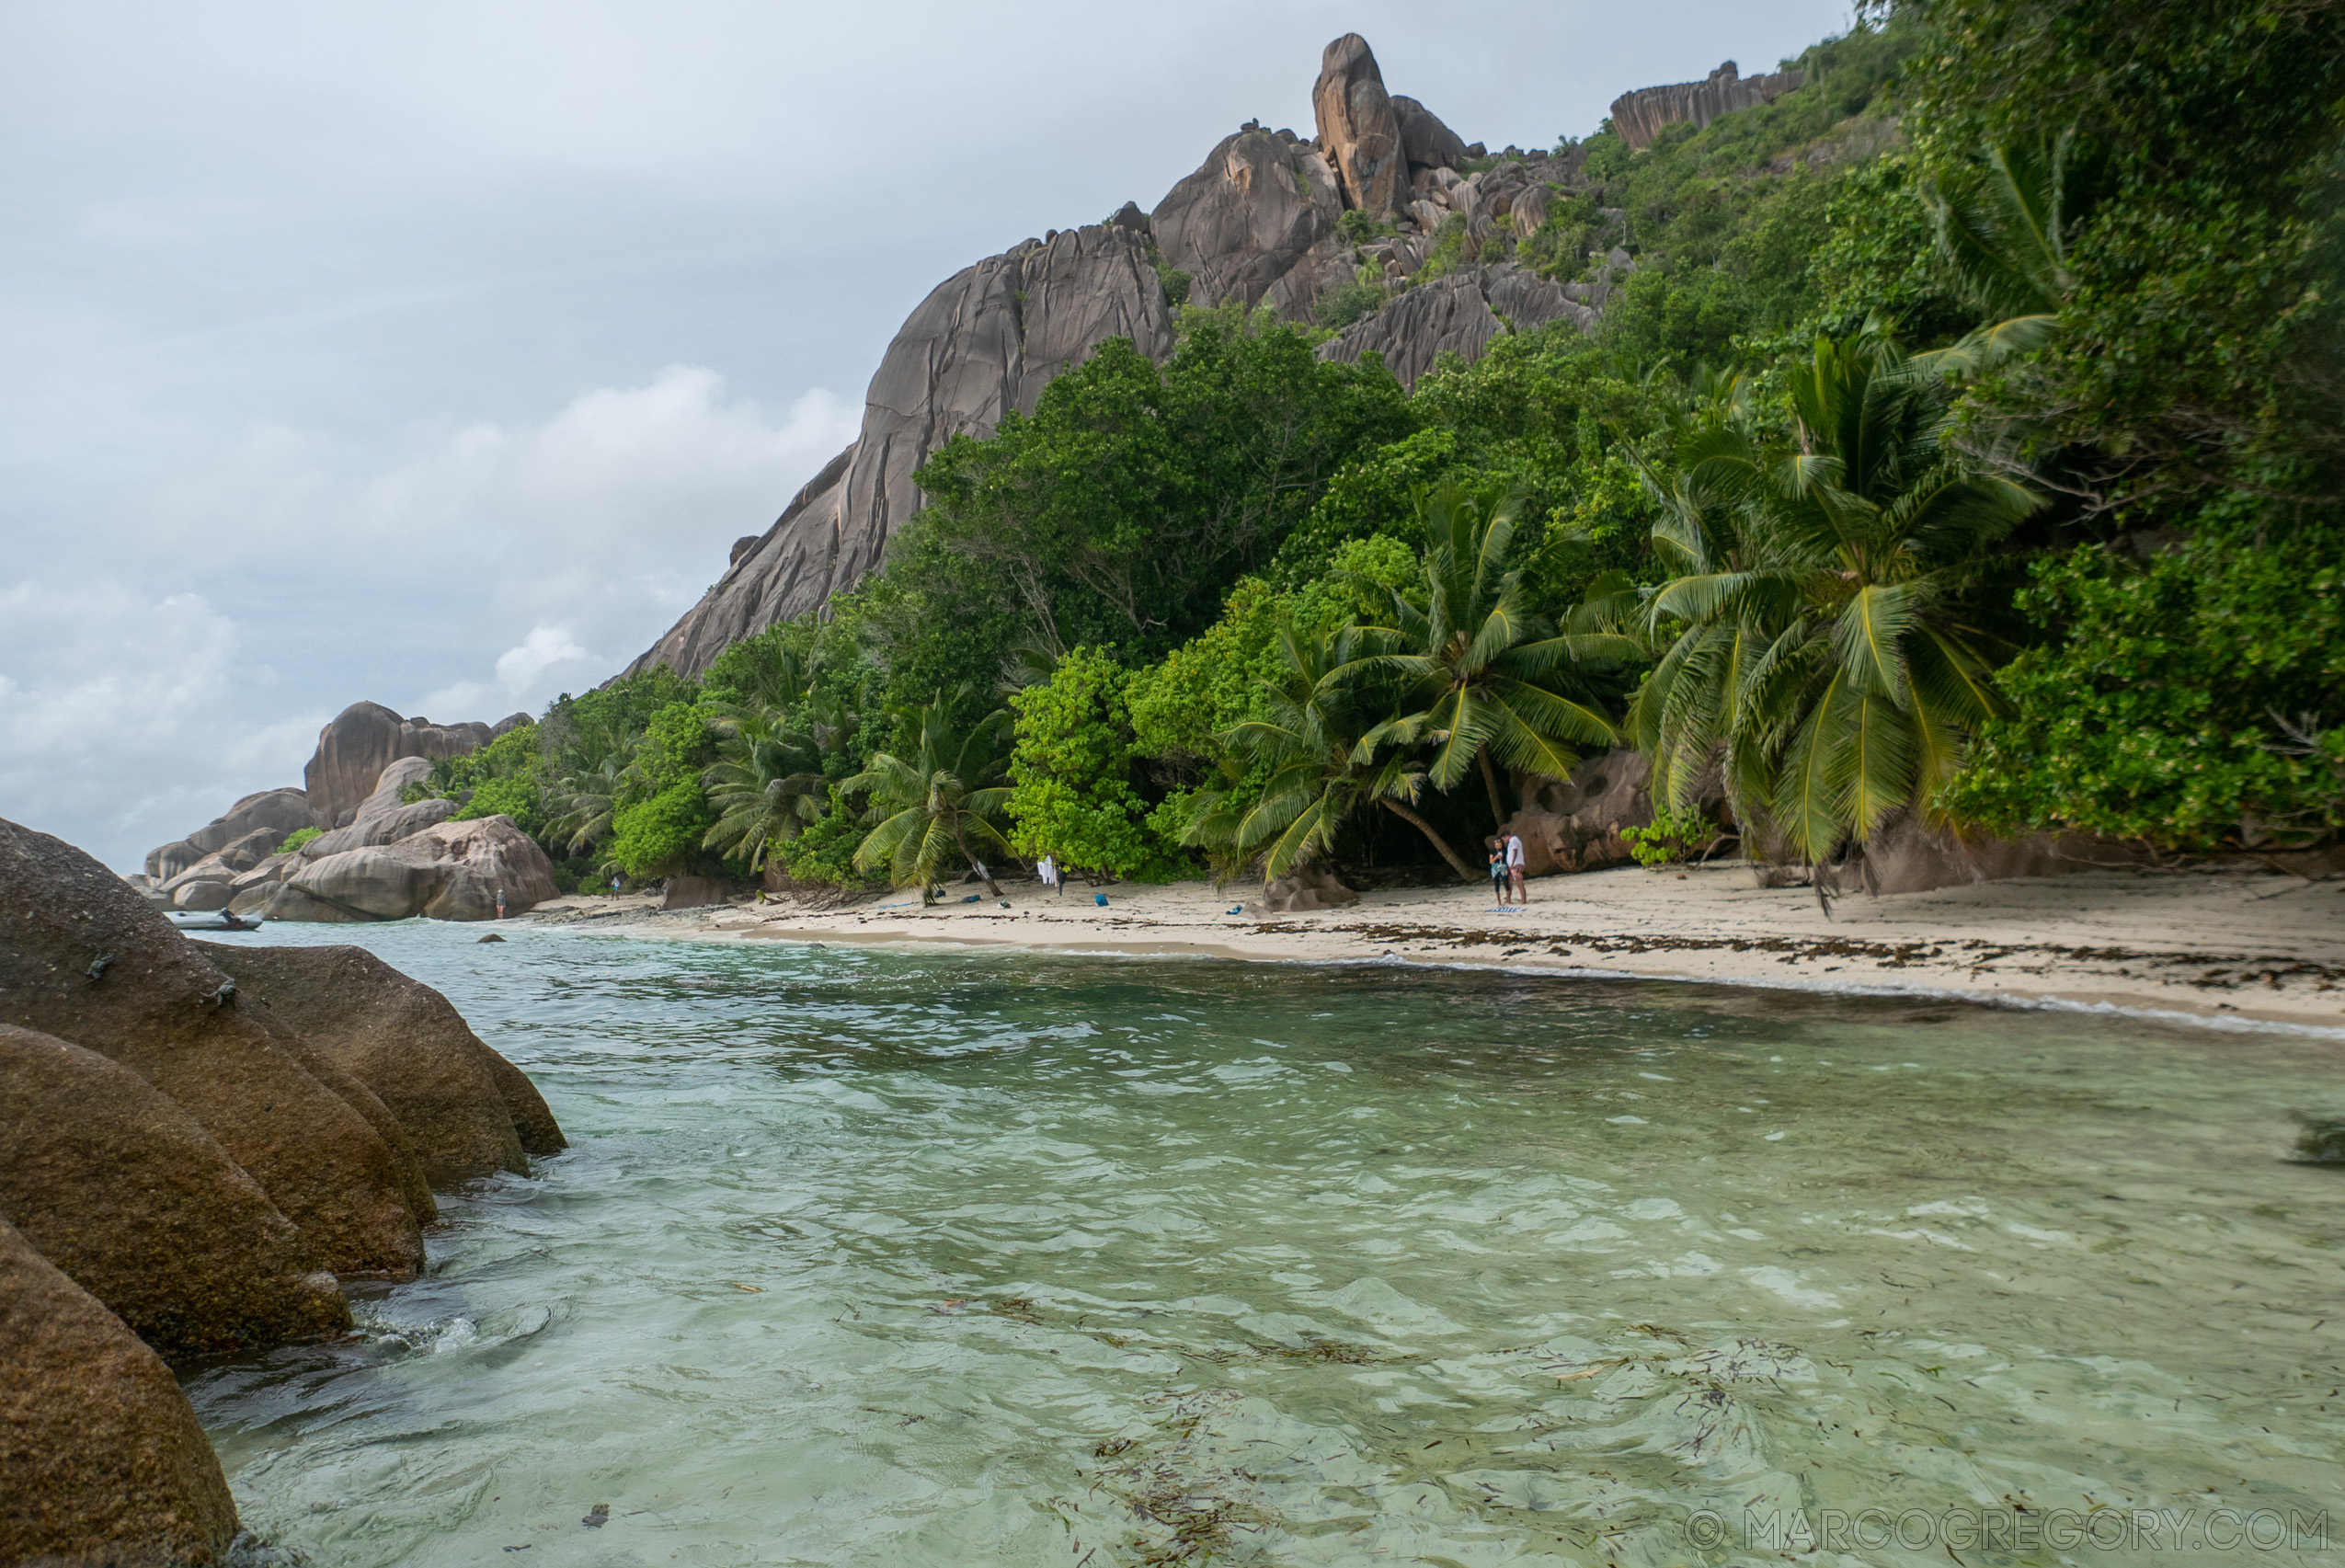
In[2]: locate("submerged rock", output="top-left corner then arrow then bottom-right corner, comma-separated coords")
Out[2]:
0,817 -> 430,1275
0,1024 -> 350,1359
0,1218 -> 242,1567
200,942 -> 564,1182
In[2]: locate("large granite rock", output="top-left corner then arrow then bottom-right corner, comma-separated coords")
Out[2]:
1313,34 -> 1405,214
1151,129 -> 1346,315
269,815 -> 558,923
1390,95 -> 1467,173
1251,863 -> 1361,914
627,223 -> 1176,680
0,1024 -> 349,1360
0,1219 -> 242,1568
0,817 -> 430,1275
300,757 -> 459,859
1501,749 -> 1658,877
1610,61 -> 1806,150
1316,264 -> 1594,388
624,444 -> 860,681
1813,814 -> 2150,898
199,944 -> 563,1185
304,702 -> 528,830
144,787 -> 313,880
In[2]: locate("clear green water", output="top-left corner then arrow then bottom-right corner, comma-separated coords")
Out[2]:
186,924 -> 2345,1567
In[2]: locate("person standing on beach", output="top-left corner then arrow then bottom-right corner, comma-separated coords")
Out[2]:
1505,832 -> 1527,905
1486,839 -> 1508,904
1040,853 -> 1059,896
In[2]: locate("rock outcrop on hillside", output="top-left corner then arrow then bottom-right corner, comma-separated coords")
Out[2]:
1314,33 -> 1407,214
607,35 -> 1823,681
1609,61 -> 1806,149
0,1219 -> 243,1568
1317,263 -> 1595,388
1152,129 -> 1346,316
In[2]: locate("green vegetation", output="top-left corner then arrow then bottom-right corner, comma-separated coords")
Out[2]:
411,1 -> 2344,893
272,826 -> 321,855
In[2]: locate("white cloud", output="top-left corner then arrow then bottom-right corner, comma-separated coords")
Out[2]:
4,370 -> 856,869
0,580 -> 327,870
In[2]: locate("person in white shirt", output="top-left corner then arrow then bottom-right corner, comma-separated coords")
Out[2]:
1504,832 -> 1527,904
1039,853 -> 1059,896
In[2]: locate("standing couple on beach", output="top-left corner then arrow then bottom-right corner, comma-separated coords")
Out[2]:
1487,833 -> 1527,905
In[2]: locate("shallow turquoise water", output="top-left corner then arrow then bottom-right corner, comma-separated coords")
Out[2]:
186,923 -> 2345,1566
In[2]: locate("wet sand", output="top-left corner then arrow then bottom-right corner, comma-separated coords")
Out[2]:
521,861 -> 2345,1033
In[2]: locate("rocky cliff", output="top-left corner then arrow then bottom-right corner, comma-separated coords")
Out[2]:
627,32 -> 1642,680
1609,61 -> 1805,150
625,224 -> 1176,679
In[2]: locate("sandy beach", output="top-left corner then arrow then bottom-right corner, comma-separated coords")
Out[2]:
520,860 -> 2345,1034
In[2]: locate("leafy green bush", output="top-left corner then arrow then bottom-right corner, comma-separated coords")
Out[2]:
606,780 -> 719,879
775,786 -> 875,888
1007,647 -> 1181,879
1945,520 -> 2345,850
273,826 -> 321,855
452,773 -> 545,836
1619,809 -> 1716,867
1313,278 -> 1385,330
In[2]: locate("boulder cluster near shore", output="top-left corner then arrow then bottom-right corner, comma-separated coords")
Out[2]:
0,815 -> 566,1565
132,700 -> 558,925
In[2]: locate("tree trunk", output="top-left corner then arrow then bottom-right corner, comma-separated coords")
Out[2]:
952,824 -> 1003,898
1379,799 -> 1478,882
1477,747 -> 1511,830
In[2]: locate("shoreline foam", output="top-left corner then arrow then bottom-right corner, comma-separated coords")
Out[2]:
517,861 -> 2345,1035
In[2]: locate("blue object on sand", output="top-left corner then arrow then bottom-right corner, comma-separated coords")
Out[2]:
960,894 -> 982,904
1228,904 -> 1244,915
1094,893 -> 1109,907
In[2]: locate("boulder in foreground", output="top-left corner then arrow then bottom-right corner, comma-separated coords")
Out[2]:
0,817 -> 429,1275
201,942 -> 565,1183
0,1218 -> 241,1568
0,1024 -> 350,1360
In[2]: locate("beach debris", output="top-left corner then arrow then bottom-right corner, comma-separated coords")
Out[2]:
1228,905 -> 1244,915
1094,893 -> 1109,907
581,1504 -> 609,1528
960,894 -> 982,904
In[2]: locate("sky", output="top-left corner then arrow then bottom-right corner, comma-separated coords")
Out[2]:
1,0 -> 1856,870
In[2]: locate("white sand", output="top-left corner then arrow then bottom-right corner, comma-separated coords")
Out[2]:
522,861 -> 2345,1033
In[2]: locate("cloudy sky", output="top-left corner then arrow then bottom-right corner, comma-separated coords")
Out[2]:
3,0 -> 1853,869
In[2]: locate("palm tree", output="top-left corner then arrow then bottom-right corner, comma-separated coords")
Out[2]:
1921,136 -> 2073,373
542,715 -> 635,856
699,707 -> 827,872
1352,478 -> 1632,827
1630,326 -> 2044,872
844,693 -> 1015,899
1187,620 -> 1481,884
